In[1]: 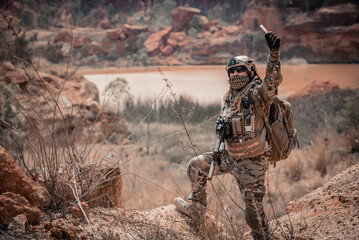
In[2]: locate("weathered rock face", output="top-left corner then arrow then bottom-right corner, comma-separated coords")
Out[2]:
241,6 -> 284,36
0,192 -> 43,225
171,6 -> 201,31
103,24 -> 148,56
0,63 -> 128,144
281,3 -> 359,63
238,2 -> 359,63
0,146 -> 51,210
144,27 -> 172,55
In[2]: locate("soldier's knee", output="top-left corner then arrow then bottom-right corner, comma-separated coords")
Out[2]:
187,155 -> 206,179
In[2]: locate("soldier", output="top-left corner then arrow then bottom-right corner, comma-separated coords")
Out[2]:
174,31 -> 282,240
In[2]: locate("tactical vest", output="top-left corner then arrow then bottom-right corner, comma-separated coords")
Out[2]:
221,81 -> 270,161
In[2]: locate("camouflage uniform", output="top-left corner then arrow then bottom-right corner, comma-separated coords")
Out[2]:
176,32 -> 282,240
188,49 -> 281,240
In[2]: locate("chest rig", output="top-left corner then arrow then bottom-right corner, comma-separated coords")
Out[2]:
222,82 -> 257,141
222,81 -> 268,160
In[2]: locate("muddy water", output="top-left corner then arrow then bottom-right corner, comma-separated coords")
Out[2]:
82,64 -> 359,104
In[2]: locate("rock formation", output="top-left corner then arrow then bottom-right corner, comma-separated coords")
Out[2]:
0,146 -> 51,210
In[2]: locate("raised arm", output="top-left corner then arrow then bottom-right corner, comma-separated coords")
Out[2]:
259,32 -> 283,103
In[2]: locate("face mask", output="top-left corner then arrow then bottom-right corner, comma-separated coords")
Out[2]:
228,75 -> 249,89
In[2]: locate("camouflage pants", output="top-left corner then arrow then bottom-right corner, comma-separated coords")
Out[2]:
187,151 -> 269,240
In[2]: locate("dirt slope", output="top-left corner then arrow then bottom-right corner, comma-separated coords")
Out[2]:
270,163 -> 359,239
2,163 -> 358,239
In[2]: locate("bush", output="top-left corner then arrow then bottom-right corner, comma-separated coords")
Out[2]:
37,9 -> 52,29
121,95 -> 220,125
334,90 -> 359,133
187,27 -> 198,38
189,15 -> 204,31
88,10 -> 100,27
108,3 -> 116,21
20,11 -> 35,28
219,2 -> 233,23
162,0 -> 177,13
291,89 -> 357,145
149,0 -> 177,29
139,52 -> 148,66
43,43 -> 64,63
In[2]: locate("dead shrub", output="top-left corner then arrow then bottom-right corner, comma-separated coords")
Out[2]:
284,152 -> 304,182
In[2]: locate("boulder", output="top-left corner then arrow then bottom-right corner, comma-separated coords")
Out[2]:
0,192 -> 43,225
166,38 -> 178,47
73,36 -> 92,48
1,61 -> 15,71
144,27 -> 172,55
161,45 -> 175,57
171,6 -> 201,31
54,30 -> 72,43
71,202 -> 90,220
99,19 -> 111,29
169,32 -> 191,48
123,24 -> 148,36
107,29 -> 126,41
50,218 -> 77,239
0,146 -> 51,210
7,214 -> 28,236
3,70 -> 27,88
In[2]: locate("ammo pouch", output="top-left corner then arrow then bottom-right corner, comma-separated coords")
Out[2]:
231,117 -> 244,137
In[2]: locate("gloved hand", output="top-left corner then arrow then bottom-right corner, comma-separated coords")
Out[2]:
265,31 -> 281,51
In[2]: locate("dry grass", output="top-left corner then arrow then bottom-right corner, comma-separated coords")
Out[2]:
117,121 -> 358,231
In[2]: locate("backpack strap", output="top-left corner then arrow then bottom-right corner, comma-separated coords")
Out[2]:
251,88 -> 277,165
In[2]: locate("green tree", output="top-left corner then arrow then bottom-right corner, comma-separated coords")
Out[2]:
37,8 -> 52,29
20,11 -> 35,28
108,3 -> 116,21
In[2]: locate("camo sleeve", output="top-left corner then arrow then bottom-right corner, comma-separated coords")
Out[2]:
258,50 -> 283,104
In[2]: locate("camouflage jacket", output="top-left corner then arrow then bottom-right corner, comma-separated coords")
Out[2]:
221,50 -> 283,160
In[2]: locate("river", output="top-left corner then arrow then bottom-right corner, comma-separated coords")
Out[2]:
81,64 -> 359,105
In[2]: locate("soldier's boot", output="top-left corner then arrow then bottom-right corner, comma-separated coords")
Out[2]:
174,197 -> 206,220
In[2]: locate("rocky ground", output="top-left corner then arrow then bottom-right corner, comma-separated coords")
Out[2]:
271,163 -> 359,239
1,0 -> 358,70
1,149 -> 358,239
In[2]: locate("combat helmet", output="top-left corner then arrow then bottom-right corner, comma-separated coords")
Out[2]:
225,55 -> 258,79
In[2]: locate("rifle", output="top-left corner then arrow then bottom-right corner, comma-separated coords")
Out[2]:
208,116 -> 227,180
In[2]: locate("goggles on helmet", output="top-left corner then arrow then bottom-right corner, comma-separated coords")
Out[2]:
225,55 -> 257,78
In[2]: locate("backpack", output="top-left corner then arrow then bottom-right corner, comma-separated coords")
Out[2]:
254,95 -> 298,165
